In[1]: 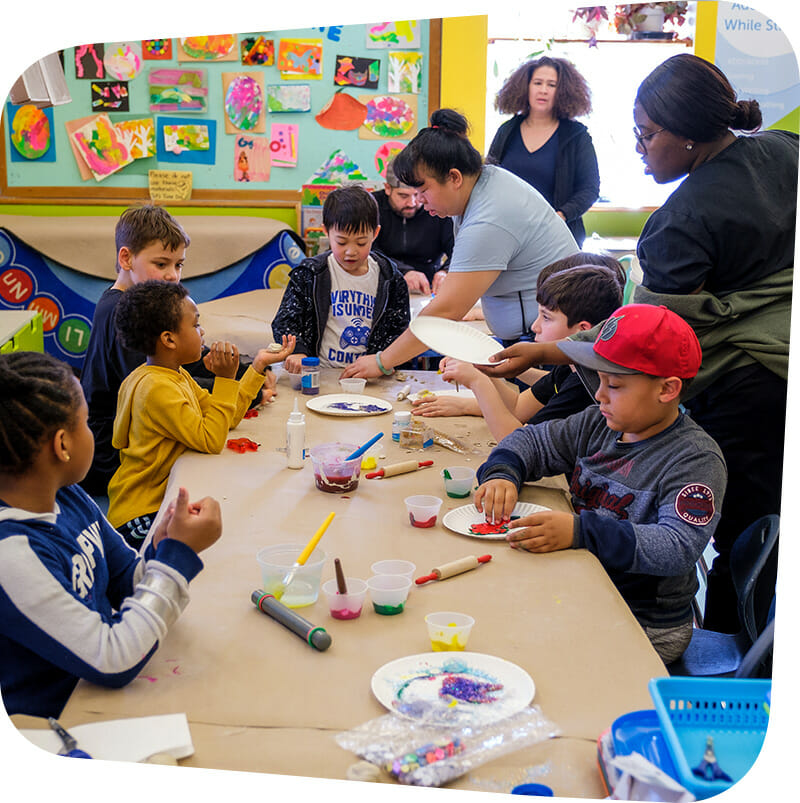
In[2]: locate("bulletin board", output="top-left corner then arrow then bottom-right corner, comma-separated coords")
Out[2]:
0,20 -> 441,206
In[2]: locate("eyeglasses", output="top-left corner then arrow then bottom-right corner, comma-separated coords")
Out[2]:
633,127 -> 666,148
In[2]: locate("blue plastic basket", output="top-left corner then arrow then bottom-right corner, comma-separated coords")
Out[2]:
648,677 -> 770,800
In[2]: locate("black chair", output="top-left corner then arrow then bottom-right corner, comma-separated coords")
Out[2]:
667,515 -> 779,677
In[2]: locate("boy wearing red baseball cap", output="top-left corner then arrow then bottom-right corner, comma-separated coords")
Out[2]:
475,304 -> 727,663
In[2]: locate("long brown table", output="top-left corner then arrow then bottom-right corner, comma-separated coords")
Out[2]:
15,368 -> 666,796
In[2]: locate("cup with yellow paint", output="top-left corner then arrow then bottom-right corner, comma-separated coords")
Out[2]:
425,611 -> 475,651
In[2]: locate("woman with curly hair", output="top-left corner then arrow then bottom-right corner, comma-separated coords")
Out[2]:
488,56 -> 600,245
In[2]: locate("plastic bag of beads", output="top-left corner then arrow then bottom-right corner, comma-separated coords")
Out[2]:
335,705 -> 561,787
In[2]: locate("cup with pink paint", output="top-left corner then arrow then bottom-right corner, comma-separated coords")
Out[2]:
322,578 -> 368,620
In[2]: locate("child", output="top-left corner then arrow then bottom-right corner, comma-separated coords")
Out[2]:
0,350 -> 222,718
80,204 -> 274,498
474,304 -> 727,663
107,281 -> 294,547
412,261 -> 623,440
271,185 -> 410,373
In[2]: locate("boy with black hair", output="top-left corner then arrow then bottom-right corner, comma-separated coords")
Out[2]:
107,280 -> 294,547
475,304 -> 727,663
272,185 -> 409,374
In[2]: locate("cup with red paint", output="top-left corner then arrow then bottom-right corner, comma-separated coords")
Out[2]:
309,443 -> 361,493
322,578 -> 368,620
404,495 -> 443,528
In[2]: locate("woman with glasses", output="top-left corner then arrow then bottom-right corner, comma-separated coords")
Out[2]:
483,54 -> 796,635
488,56 -> 600,246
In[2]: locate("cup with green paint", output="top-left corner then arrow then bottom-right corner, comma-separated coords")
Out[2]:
367,574 -> 411,615
442,467 -> 476,498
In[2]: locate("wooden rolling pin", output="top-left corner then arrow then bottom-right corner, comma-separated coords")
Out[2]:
365,460 -> 433,479
415,554 -> 492,585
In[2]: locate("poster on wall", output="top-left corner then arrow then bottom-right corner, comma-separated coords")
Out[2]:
142,39 -> 173,60
156,116 -> 217,164
69,113 -> 134,181
234,135 -> 271,182
90,80 -> 129,112
269,123 -> 298,167
178,35 -> 238,62
266,84 -> 311,112
365,21 -> 421,49
241,36 -> 274,66
358,94 -> 418,139
6,103 -> 56,161
149,68 -> 208,113
74,44 -> 105,79
334,55 -> 380,88
103,42 -> 143,80
277,39 -> 323,79
387,52 -> 423,94
222,72 -> 266,133
115,118 -> 156,159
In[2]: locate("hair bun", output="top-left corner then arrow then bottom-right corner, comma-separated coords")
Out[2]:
731,99 -> 762,132
429,108 -> 469,135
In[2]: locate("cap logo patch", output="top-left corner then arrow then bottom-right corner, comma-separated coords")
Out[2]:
675,483 -> 715,525
599,315 -> 623,342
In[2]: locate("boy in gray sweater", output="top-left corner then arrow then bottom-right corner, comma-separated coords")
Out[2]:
475,304 -> 727,663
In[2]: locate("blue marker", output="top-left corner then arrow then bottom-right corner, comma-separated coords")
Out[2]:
48,718 -> 92,759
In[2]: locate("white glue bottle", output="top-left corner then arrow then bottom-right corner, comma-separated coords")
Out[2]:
286,398 -> 305,469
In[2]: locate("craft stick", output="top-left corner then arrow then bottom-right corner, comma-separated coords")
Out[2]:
415,554 -> 492,585
365,460 -> 434,479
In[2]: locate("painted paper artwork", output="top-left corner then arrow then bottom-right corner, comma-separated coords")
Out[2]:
156,116 -> 216,165
358,94 -> 418,140
74,44 -> 104,79
365,21 -> 421,49
315,90 -> 367,131
388,52 -> 423,94
70,113 -> 133,181
334,55 -> 380,88
266,84 -> 311,113
234,135 -> 271,182
91,81 -> 129,112
179,35 -> 238,61
277,39 -> 323,79
7,103 -> 53,160
149,68 -> 208,113
375,141 -> 406,178
241,36 -> 274,66
115,118 -> 156,159
103,42 -> 143,81
301,183 -> 338,206
222,72 -> 266,134
309,149 -> 369,184
142,39 -> 173,60
269,123 -> 298,168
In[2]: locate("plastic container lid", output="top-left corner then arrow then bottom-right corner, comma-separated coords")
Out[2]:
395,411 -> 412,422
301,357 -> 320,366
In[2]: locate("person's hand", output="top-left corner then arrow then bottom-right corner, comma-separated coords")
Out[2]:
404,270 -> 431,295
431,269 -> 448,295
253,335 -> 296,373
157,486 -> 222,554
259,368 -> 278,403
283,353 -> 306,374
474,479 -> 518,524
478,342 -> 541,378
440,357 -> 482,388
411,393 -> 472,417
505,511 -> 575,553
341,353 -> 383,379
204,341 -> 240,379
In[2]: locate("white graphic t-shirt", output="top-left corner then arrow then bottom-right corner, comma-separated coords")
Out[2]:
319,254 -> 379,367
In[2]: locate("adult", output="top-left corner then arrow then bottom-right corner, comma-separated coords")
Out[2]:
373,159 -> 454,295
342,108 -> 577,379
483,54 -> 796,634
488,56 -> 600,246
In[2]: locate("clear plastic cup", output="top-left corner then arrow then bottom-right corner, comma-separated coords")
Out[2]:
425,611 -> 475,651
256,544 -> 326,608
367,574 -> 411,615
309,443 -> 361,493
404,495 -> 443,528
286,370 -> 302,391
339,377 -> 366,395
442,466 -> 476,498
321,578 -> 368,620
371,559 -> 416,579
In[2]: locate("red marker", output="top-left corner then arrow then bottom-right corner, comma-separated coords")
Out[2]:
415,554 -> 492,585
365,460 -> 433,479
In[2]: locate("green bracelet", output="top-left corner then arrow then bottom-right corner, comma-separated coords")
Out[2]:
375,350 -> 394,376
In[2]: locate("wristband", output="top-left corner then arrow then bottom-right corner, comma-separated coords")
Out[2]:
375,350 -> 394,376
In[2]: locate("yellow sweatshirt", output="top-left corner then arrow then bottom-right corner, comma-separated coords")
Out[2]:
107,363 -> 265,528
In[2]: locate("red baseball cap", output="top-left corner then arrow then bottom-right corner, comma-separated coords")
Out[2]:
557,304 -> 702,378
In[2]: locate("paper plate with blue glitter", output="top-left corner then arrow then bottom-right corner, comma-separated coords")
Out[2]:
306,393 -> 393,417
371,652 -> 535,725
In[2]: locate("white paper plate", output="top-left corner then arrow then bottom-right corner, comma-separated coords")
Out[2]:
410,316 -> 504,365
442,502 -> 551,539
371,652 -> 535,725
305,393 -> 392,417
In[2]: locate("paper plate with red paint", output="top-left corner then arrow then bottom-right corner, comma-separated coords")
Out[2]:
442,502 -> 551,539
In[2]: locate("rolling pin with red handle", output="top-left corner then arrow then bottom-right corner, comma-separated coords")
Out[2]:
365,460 -> 433,479
415,554 -> 492,585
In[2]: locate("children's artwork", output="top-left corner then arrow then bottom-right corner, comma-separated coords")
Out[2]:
301,183 -> 338,206
90,80 -> 129,112
358,94 -> 418,139
156,116 -> 216,164
142,39 -> 173,60
388,51 -> 423,94
234,135 -> 271,182
7,103 -> 54,161
315,90 -> 367,131
269,123 -> 298,168
103,42 -> 143,80
149,68 -> 208,113
241,36 -> 274,66
277,39 -> 323,79
222,72 -> 266,133
178,35 -> 238,61
374,141 -> 406,178
69,113 -> 134,181
334,55 -> 380,88
366,21 -> 421,49
301,206 -> 325,232
308,149 -> 369,184
266,84 -> 311,113
74,44 -> 104,79
115,118 -> 156,159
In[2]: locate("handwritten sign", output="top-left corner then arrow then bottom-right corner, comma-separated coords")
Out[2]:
148,169 -> 192,201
